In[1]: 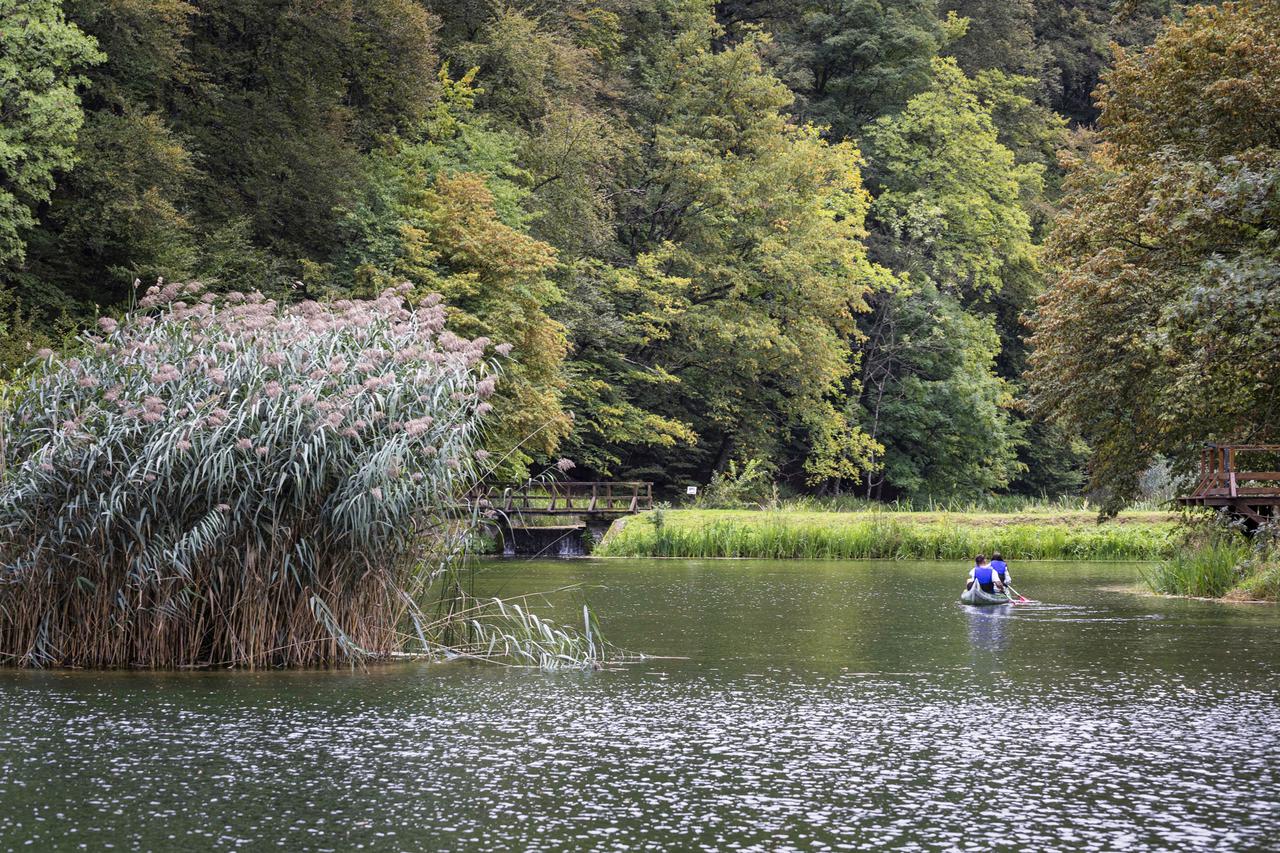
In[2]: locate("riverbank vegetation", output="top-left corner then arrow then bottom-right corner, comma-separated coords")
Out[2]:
1145,524 -> 1280,601
1,0 -> 1276,623
0,286 -> 607,667
9,0 -> 1269,507
597,508 -> 1177,561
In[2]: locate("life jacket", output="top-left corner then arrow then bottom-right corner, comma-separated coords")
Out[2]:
991,559 -> 1008,581
973,564 -> 996,592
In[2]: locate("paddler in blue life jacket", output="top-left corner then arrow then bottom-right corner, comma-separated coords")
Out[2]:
964,554 -> 1004,594
990,552 -> 1010,588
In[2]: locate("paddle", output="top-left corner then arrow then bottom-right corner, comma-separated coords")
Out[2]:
1005,584 -> 1031,604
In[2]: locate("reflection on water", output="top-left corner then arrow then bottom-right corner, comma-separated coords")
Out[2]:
965,603 -> 1012,654
1,559 -> 1278,851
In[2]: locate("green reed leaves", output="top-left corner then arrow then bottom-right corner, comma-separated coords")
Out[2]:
0,282 -> 605,669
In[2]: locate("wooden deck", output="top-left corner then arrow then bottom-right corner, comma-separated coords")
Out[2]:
1178,444 -> 1280,527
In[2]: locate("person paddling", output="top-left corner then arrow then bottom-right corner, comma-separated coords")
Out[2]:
965,554 -> 1004,595
990,551 -> 1010,588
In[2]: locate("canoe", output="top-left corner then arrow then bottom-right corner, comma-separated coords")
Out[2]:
960,585 -> 1013,606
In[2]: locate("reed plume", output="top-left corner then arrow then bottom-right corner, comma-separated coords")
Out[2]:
0,281 -> 503,668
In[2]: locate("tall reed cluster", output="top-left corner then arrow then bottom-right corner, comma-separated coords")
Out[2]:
0,282 -> 499,668
1145,522 -> 1280,600
1144,537 -> 1250,598
597,512 -> 1174,561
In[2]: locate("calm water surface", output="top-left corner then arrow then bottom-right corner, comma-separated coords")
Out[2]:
2,559 -> 1279,851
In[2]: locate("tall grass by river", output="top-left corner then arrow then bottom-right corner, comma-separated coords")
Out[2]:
1143,528 -> 1280,600
597,509 -> 1177,561
1143,539 -> 1250,597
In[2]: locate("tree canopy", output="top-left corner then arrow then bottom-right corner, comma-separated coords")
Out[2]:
3,0 -> 1271,505
1029,0 -> 1280,513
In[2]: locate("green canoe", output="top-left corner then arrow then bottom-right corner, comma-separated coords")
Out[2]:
960,585 -> 1013,606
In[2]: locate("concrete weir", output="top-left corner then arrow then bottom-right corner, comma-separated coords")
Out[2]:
504,524 -> 587,557
501,519 -> 614,557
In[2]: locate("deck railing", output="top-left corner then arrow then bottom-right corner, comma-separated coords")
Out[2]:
1183,444 -> 1280,500
468,481 -> 654,515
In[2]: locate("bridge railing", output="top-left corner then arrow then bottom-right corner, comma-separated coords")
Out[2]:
468,481 -> 654,515
1183,444 -> 1280,500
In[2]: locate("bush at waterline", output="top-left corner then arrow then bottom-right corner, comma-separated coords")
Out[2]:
1146,522 -> 1280,601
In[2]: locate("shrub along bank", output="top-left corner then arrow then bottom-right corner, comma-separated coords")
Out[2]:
1144,525 -> 1280,602
596,509 -> 1178,561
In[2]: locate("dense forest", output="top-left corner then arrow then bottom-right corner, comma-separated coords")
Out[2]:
2,0 -> 1276,509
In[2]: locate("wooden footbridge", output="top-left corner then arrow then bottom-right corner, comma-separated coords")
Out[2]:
1178,444 -> 1280,528
468,481 -> 654,517
465,481 -> 654,556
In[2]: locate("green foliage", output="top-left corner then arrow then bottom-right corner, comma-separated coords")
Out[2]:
0,0 -> 101,267
864,58 -> 1040,299
9,1 -> 197,311
0,287 -> 56,376
19,108 -> 198,310
333,70 -> 571,476
780,492 -> 1160,513
857,282 -> 1023,500
698,459 -> 776,509
179,0 -> 435,262
1008,418 -> 1090,497
555,257 -> 696,475
759,0 -> 954,139
598,508 -> 1175,560
1230,558 -> 1280,602
0,0 -> 1211,507
1146,512 -> 1280,604
1145,524 -> 1253,598
1030,0 -> 1280,513
1031,0 -> 1174,124
855,60 -> 1037,501
431,2 -> 628,259
613,9 -> 887,486
944,0 -> 1045,83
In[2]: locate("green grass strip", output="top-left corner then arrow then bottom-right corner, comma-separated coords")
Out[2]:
597,509 -> 1178,561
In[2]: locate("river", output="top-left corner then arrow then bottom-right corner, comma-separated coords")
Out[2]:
1,559 -> 1278,850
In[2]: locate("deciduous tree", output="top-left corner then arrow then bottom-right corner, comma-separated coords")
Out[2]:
0,0 -> 100,268
1030,0 -> 1280,512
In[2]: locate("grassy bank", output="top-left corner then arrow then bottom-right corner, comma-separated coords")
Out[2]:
596,508 -> 1178,561
1228,562 -> 1280,601
1144,529 -> 1280,601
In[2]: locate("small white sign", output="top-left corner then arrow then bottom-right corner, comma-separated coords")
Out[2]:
686,486 -> 698,495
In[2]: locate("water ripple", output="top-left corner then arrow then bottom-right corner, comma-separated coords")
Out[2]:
0,559 -> 1277,851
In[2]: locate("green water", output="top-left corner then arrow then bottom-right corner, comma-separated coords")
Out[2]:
2,559 -> 1279,850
